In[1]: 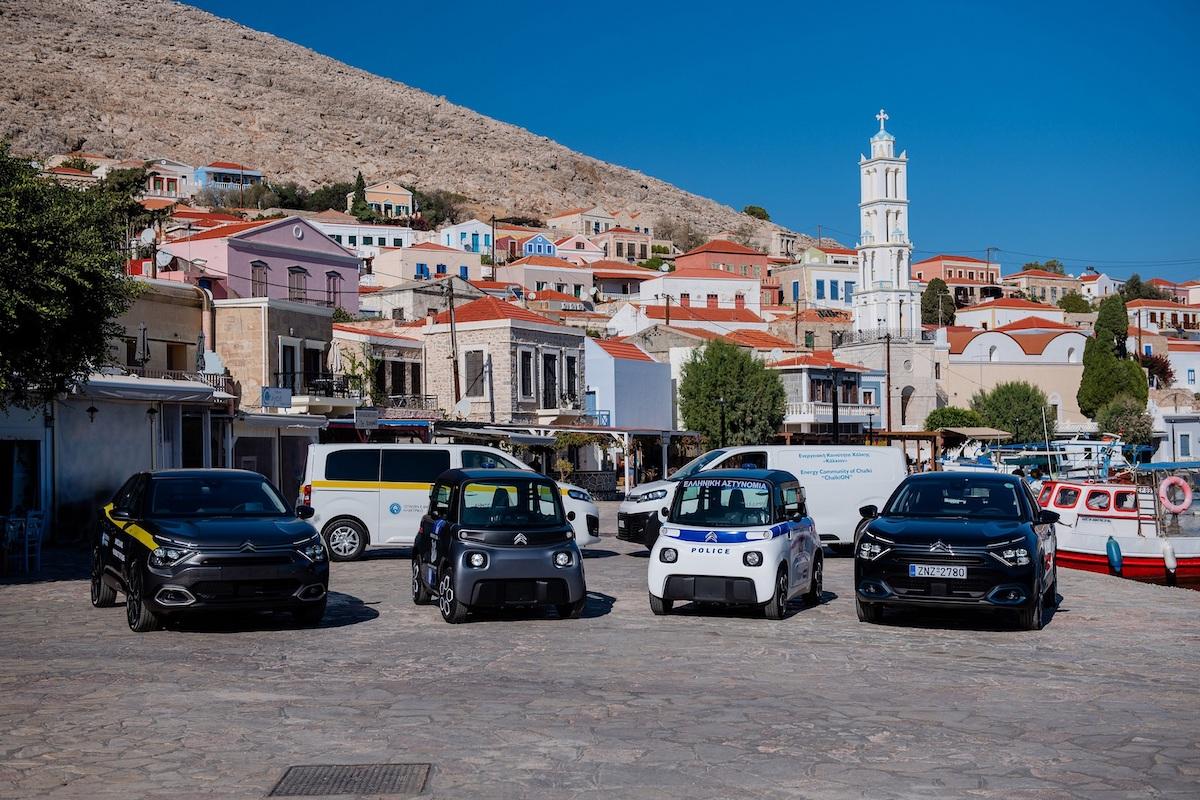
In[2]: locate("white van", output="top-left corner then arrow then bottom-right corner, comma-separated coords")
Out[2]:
619,445 -> 908,550
300,444 -> 601,560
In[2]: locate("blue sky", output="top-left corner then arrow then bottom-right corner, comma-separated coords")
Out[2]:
188,1 -> 1200,282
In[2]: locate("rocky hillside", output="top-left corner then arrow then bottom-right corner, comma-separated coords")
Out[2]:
1,0 -> 808,246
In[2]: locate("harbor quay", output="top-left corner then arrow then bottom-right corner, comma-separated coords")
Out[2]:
0,503 -> 1197,800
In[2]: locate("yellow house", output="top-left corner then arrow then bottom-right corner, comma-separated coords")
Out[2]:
345,180 -> 414,219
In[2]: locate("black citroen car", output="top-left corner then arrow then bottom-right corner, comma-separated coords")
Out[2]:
854,472 -> 1058,630
411,469 -> 587,623
91,469 -> 329,632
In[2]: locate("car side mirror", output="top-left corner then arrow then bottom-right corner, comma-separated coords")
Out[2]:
295,505 -> 315,520
660,507 -> 669,518
111,508 -> 133,521
789,511 -> 802,523
1038,509 -> 1060,525
859,504 -> 878,520
567,510 -> 576,521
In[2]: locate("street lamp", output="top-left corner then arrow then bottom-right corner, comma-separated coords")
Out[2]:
867,411 -> 875,443
716,395 -> 727,448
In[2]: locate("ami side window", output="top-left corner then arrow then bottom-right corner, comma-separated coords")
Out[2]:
382,450 -> 451,483
778,485 -> 801,522
429,483 -> 454,518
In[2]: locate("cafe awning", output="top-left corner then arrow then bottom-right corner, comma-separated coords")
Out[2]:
940,426 -> 1011,440
437,424 -> 556,448
77,374 -> 214,403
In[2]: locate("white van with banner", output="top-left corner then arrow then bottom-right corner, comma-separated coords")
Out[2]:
300,444 -> 600,560
620,445 -> 908,550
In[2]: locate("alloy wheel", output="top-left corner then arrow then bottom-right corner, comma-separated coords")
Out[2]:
327,525 -> 360,558
438,573 -> 454,618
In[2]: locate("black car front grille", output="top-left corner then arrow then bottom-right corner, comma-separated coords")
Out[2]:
884,573 -> 995,600
586,515 -> 599,538
199,555 -> 294,567
191,579 -> 300,602
470,578 -> 570,606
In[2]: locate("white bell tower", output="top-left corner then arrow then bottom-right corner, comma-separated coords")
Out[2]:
853,109 -> 920,336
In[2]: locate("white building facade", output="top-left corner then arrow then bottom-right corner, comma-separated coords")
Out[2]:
852,110 -> 921,336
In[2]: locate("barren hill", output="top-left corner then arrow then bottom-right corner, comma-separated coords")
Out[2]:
0,0 -> 808,246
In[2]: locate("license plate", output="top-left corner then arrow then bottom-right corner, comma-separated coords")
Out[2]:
909,564 -> 966,579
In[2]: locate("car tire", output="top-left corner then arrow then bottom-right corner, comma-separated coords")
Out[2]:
1018,581 -> 1045,631
292,597 -> 327,627
322,518 -> 367,562
649,592 -> 672,616
856,597 -> 883,623
557,597 -> 587,619
1043,569 -> 1058,606
802,555 -> 824,606
90,547 -> 117,608
125,561 -> 161,633
764,566 -> 789,620
437,564 -> 468,624
411,557 -> 432,605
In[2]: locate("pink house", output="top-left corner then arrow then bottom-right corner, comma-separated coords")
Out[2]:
161,216 -> 362,312
674,239 -> 771,279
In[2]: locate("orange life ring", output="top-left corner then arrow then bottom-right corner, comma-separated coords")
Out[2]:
1159,476 -> 1193,514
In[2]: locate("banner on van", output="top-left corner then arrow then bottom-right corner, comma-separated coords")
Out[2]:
680,478 -> 769,491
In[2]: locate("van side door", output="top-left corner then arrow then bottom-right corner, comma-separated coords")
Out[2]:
379,449 -> 452,545
316,448 -> 381,545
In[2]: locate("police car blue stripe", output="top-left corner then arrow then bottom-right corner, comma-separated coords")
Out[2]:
666,523 -> 792,543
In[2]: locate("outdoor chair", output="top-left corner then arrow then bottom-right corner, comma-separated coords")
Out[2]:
24,512 -> 44,573
4,516 -> 24,575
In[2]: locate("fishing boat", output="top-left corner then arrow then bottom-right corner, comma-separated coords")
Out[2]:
1035,462 -> 1200,585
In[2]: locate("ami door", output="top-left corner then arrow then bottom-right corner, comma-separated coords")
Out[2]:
377,449 -> 452,545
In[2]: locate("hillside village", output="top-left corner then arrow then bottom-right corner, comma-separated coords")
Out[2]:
7,111 -> 1196,529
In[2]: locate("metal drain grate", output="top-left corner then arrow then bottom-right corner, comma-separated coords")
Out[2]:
269,763 -> 430,797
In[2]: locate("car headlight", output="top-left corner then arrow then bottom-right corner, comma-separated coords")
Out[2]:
990,545 -> 1031,567
856,532 -> 893,561
659,547 -> 678,563
553,551 -> 573,567
466,551 -> 488,569
567,488 -> 592,502
634,489 -> 668,503
297,536 -> 327,563
743,551 -> 763,567
148,547 -> 193,568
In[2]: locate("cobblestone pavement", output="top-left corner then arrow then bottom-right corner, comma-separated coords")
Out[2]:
2,503 -> 1198,800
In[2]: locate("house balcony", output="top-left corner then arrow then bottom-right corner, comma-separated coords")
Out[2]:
124,366 -> 236,402
784,401 -> 877,424
272,371 -> 363,415
384,394 -> 442,419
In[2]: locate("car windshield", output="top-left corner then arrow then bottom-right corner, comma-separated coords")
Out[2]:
147,476 -> 290,517
672,478 -> 772,527
669,450 -> 728,481
884,476 -> 1026,520
460,479 -> 564,529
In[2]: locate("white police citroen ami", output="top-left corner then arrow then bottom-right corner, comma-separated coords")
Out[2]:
647,469 -> 823,620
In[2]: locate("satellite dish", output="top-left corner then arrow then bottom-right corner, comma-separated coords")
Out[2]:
139,227 -> 156,245
659,264 -> 669,272
453,398 -> 472,417
527,291 -> 537,300
155,250 -> 173,268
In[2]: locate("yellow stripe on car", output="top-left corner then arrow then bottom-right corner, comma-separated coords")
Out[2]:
102,503 -> 158,551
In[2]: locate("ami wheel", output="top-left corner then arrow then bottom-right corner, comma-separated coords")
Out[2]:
802,555 -> 824,606
556,597 -> 587,619
411,556 -> 432,605
437,564 -> 468,624
90,547 -> 117,608
648,592 -> 672,616
764,566 -> 789,621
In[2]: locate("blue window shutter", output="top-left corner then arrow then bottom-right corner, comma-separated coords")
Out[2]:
816,280 -> 825,300
830,281 -> 839,300
460,265 -> 469,279
792,281 -> 799,302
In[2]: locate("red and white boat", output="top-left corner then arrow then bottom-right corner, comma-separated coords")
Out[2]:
1036,472 -> 1200,585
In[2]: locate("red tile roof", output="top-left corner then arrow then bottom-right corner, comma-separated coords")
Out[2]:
429,296 -> 561,326
468,280 -> 519,291
508,255 -> 581,269
770,351 -> 867,371
594,339 -> 656,362
139,198 -> 178,211
407,241 -> 461,252
642,304 -> 765,323
1125,298 -> 1197,310
1167,340 -> 1200,352
1007,331 -> 1077,356
206,161 -> 256,171
914,254 -> 988,265
167,219 -> 273,243
958,297 -> 1059,312
1079,273 -> 1101,282
993,316 -> 1078,333
603,226 -> 642,235
332,323 -> 417,341
681,239 -> 765,257
723,329 -> 794,349
817,246 -> 858,256
48,166 -> 93,176
1004,268 -> 1078,280
358,285 -> 384,294
548,207 -> 589,218
529,288 -> 584,303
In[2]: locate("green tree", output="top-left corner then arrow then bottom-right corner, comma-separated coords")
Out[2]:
924,406 -> 986,430
1094,294 -> 1129,358
638,256 -> 665,270
971,381 -> 1056,443
495,215 -> 544,228
1021,258 -> 1065,274
1121,272 -> 1169,302
742,204 -> 770,221
1139,352 -> 1175,387
353,171 -> 367,204
654,216 -> 706,252
306,181 -> 355,212
1077,295 -> 1147,419
920,277 -> 956,325
1057,291 -> 1091,313
0,141 -> 142,410
679,340 -> 785,446
1095,395 -> 1154,445
59,156 -> 97,173
411,187 -> 468,227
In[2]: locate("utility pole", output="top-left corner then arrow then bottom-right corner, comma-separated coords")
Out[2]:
884,332 -> 893,432
445,281 -> 461,403
489,214 -> 497,275
830,367 -> 842,444
793,298 -> 800,353
816,224 -> 822,248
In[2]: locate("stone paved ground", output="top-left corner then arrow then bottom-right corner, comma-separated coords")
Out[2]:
1,503 -> 1198,800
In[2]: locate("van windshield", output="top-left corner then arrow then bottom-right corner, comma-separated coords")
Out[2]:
669,450 -> 727,481
672,478 -> 772,527
459,479 -> 564,529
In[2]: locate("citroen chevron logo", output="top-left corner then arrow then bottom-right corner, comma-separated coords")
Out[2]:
929,541 -> 952,554
513,533 -> 528,545
705,531 -> 718,543
239,541 -> 257,552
